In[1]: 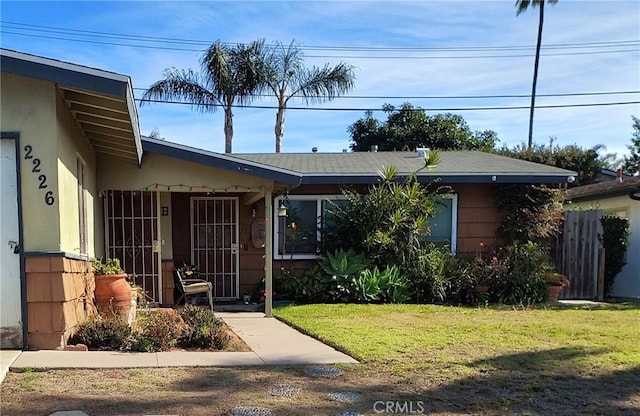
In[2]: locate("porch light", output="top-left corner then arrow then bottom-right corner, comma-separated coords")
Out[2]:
277,202 -> 288,217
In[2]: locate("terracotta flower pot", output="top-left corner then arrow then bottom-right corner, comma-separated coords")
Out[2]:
94,273 -> 133,319
547,285 -> 563,302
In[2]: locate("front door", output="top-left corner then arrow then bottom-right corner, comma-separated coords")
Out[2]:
191,197 -> 239,299
1,137 -> 23,348
105,190 -> 161,302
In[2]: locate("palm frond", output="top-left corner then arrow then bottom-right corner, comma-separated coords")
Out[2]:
288,62 -> 356,104
139,68 -> 221,112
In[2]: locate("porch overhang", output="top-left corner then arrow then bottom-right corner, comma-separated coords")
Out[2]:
0,48 -> 142,165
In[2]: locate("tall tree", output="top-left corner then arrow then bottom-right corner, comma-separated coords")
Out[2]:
621,116 -> 640,176
348,103 -> 499,152
516,0 -> 558,150
140,40 -> 264,153
260,41 -> 355,153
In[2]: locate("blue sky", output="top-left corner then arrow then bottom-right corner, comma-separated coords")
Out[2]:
1,1 -> 639,158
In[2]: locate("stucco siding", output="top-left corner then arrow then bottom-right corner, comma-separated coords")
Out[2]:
570,196 -> 640,299
56,91 -> 99,256
1,73 -> 60,252
97,152 -> 270,191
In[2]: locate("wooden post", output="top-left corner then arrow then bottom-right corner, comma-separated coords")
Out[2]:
597,247 -> 605,301
264,185 -> 273,317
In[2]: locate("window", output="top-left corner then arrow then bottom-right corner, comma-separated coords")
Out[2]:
424,194 -> 458,252
274,195 -> 344,259
77,156 -> 88,255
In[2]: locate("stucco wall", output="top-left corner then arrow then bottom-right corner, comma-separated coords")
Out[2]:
570,195 -> 640,299
97,152 -> 270,192
56,92 -> 100,257
1,73 -> 60,252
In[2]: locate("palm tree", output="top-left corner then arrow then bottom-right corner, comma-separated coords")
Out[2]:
140,40 -> 264,153
260,41 -> 356,153
516,0 -> 558,150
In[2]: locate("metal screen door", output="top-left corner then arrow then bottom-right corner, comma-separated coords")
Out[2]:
105,191 -> 161,302
191,197 -> 239,299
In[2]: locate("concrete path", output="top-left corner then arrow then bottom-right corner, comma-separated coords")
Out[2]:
7,312 -> 356,371
0,350 -> 21,382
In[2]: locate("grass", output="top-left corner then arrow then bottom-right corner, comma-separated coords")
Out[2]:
1,303 -> 638,415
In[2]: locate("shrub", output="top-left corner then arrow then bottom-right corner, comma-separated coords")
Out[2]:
177,305 -> 230,350
354,266 -> 410,304
404,245 -> 471,303
130,309 -> 188,352
91,258 -> 125,275
491,242 -> 550,305
320,248 -> 371,302
599,214 -> 631,295
495,184 -> 564,245
69,316 -> 131,350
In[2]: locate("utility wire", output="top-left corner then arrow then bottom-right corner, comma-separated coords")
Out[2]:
3,30 -> 637,59
135,98 -> 640,111
2,20 -> 638,52
131,87 -> 640,100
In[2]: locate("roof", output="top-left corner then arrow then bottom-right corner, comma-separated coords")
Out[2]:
233,150 -> 576,184
0,48 -> 142,164
142,138 -> 575,186
566,176 -> 640,201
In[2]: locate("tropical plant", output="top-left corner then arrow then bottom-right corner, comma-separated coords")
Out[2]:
320,248 -> 371,301
141,40 -> 265,153
353,266 -> 410,304
325,163 -> 445,268
515,0 -> 558,149
599,214 -> 631,295
259,40 -> 355,152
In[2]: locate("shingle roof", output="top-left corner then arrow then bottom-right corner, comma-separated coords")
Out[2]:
566,176 -> 640,201
141,138 -> 576,185
232,151 -> 575,184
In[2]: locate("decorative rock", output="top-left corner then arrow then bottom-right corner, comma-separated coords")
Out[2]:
304,366 -> 343,377
49,412 -> 90,416
268,384 -> 301,397
328,391 -> 363,403
63,344 -> 88,352
228,406 -> 273,416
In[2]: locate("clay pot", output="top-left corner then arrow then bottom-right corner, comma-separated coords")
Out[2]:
547,285 -> 563,302
94,274 -> 133,319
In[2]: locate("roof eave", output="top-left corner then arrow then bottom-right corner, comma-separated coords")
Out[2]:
300,173 -> 574,185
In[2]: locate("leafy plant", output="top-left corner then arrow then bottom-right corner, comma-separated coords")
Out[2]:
92,258 -> 124,275
69,317 -> 131,350
491,242 -> 550,305
177,304 -> 229,350
320,248 -> 371,301
352,268 -> 383,303
599,214 -> 631,295
543,272 -> 570,288
495,184 -> 565,245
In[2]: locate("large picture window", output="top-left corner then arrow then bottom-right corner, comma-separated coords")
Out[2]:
274,194 -> 457,259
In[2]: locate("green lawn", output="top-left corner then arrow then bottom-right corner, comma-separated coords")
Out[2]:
2,303 -> 638,415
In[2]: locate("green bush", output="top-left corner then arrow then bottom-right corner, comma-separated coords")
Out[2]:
491,242 -> 550,305
354,266 -> 410,304
69,317 -> 131,350
599,214 -> 631,295
320,248 -> 371,302
404,245 -> 471,303
177,304 -> 230,350
130,309 -> 188,352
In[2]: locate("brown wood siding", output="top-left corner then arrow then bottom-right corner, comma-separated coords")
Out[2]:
453,184 -> 503,254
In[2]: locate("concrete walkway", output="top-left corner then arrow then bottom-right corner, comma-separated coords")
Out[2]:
0,350 -> 21,382
6,312 -> 357,372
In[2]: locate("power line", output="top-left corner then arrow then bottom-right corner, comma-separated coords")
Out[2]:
2,20 -> 638,52
135,98 -> 640,111
4,30 -> 637,59
131,87 -> 640,100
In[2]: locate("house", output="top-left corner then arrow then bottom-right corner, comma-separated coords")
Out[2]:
566,175 -> 640,299
1,48 -> 576,349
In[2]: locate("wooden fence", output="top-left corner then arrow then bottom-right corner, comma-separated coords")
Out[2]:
553,210 -> 603,299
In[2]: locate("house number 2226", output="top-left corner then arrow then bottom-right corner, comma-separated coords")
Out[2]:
24,145 -> 55,206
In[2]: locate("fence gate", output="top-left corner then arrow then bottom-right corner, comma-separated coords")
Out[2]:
553,210 -> 603,299
191,197 -> 239,299
105,191 -> 161,302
